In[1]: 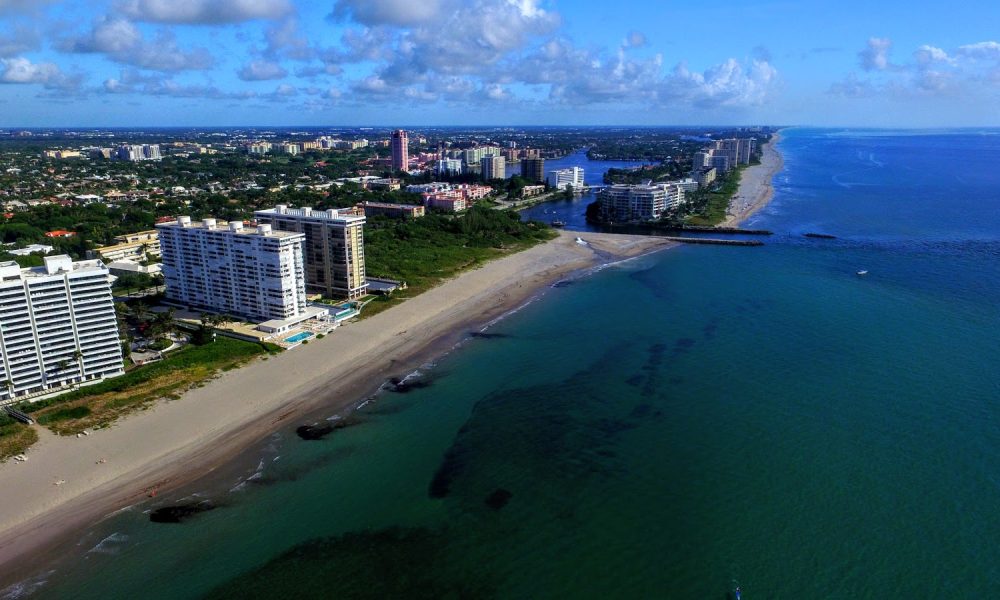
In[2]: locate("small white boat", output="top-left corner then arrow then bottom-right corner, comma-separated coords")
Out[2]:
856,270 -> 868,276
575,237 -> 587,245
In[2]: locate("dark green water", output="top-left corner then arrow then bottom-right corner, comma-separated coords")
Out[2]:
10,129 -> 1000,598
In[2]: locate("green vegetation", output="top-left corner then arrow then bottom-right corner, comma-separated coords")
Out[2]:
604,162 -> 684,185
148,337 -> 172,351
0,415 -> 37,462
362,206 -> 556,316
21,336 -> 273,435
685,167 -> 743,226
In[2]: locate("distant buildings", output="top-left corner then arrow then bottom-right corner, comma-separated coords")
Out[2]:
114,144 -> 161,162
520,158 -> 545,183
42,150 -> 82,159
436,158 -> 463,176
254,205 -> 368,300
691,138 -> 756,176
391,130 -> 409,172
694,167 -> 717,188
411,183 -> 493,212
359,201 -> 425,219
481,155 -> 506,181
89,230 -> 160,263
0,256 -> 124,404
599,182 -> 686,222
547,167 -> 584,190
158,217 -> 319,330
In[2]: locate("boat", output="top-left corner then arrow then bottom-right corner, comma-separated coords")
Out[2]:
804,232 -> 837,239
551,220 -> 566,227
857,270 -> 869,276
575,237 -> 587,245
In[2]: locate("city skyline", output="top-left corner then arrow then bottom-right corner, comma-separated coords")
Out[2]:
1,0 -> 999,127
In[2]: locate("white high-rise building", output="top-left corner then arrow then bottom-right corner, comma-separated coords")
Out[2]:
599,182 -> 686,222
0,256 -> 124,404
547,167 -> 585,190
158,217 -> 317,331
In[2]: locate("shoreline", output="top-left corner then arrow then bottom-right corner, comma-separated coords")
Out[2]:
721,131 -> 785,227
0,230 -> 675,584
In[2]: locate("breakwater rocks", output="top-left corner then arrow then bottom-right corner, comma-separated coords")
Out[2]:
660,236 -> 764,246
670,225 -> 773,235
803,232 -> 837,239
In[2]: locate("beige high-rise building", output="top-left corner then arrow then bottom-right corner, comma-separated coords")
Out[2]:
255,205 -> 368,299
481,155 -> 506,181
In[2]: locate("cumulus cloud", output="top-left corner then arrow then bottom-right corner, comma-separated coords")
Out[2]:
0,56 -> 81,92
330,0 -> 448,27
0,0 -> 56,14
104,70 -> 255,99
0,25 -> 40,57
237,59 -> 288,81
118,0 -> 291,24
832,38 -> 1000,99
59,16 -> 213,71
0,57 -> 62,84
859,37 -> 892,71
956,41 -> 1000,60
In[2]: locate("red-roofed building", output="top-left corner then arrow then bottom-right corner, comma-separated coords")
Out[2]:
45,230 -> 76,238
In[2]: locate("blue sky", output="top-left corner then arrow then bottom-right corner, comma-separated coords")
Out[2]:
1,0 -> 999,127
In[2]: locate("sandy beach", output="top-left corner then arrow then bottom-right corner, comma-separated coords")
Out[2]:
0,230 -> 673,578
721,131 -> 784,227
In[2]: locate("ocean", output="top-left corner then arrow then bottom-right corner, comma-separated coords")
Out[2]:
9,128 -> 1000,599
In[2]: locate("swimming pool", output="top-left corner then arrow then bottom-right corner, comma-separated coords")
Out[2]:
284,332 -> 313,344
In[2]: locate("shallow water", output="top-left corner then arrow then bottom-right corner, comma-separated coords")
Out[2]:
15,128 -> 1000,599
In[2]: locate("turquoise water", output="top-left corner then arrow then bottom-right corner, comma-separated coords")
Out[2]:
282,332 -> 313,344
11,129 -> 1000,598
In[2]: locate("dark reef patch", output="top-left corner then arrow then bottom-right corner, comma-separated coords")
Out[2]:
388,377 -> 432,393
149,502 -> 215,524
203,527 -> 495,599
469,331 -> 510,339
296,417 -> 359,441
484,488 -> 513,510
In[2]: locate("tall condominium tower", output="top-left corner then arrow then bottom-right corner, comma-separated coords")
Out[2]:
254,205 -> 368,300
391,129 -> 409,172
520,158 -> 546,183
481,155 -> 506,181
157,217 -> 309,325
0,255 -> 124,404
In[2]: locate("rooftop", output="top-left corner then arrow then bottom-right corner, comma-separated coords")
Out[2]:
157,216 -> 304,239
255,204 -> 366,224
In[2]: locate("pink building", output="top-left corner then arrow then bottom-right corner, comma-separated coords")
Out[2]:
391,130 -> 409,172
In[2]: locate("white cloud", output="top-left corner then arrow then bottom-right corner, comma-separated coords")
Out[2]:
859,37 -> 892,71
330,0 -> 448,27
0,25 -> 39,57
118,0 -> 291,24
833,38 -> 1000,99
59,16 -> 213,71
956,41 -> 1000,60
237,60 -> 288,81
0,57 -> 61,84
0,56 -> 81,93
0,0 -> 56,14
